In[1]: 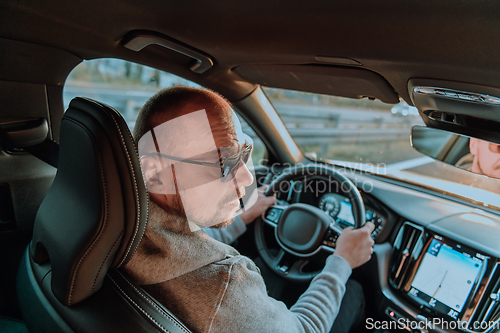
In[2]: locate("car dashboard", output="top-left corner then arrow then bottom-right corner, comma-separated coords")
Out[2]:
262,169 -> 500,333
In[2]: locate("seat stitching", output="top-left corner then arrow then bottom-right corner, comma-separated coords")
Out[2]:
117,271 -> 191,333
66,118 -> 109,306
107,112 -> 148,267
91,230 -> 124,293
108,275 -> 169,333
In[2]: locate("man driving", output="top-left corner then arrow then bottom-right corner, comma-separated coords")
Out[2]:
123,86 -> 375,333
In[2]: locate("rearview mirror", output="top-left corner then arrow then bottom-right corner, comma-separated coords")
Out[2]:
411,125 -> 500,179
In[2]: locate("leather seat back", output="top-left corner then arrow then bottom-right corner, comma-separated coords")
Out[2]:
30,97 -> 149,306
18,97 -> 191,333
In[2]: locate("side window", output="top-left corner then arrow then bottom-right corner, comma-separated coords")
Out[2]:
236,115 -> 267,166
64,58 -> 201,129
64,58 -> 267,164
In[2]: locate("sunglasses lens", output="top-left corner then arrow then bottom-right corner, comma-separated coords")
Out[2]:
242,147 -> 252,164
220,146 -> 253,183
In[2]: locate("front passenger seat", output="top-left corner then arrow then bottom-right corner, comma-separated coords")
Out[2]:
17,97 -> 192,333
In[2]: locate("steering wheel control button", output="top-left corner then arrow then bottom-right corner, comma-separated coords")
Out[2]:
275,253 -> 297,274
323,223 -> 343,248
325,229 -> 339,243
265,208 -> 282,223
277,264 -> 289,274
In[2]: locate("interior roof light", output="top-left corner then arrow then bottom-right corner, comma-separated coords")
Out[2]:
413,86 -> 500,106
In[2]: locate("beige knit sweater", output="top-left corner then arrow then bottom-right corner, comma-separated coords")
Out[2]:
123,202 -> 352,333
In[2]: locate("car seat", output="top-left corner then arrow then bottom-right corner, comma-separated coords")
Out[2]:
16,97 -> 192,333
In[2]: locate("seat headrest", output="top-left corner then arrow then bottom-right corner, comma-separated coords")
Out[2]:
30,97 -> 149,306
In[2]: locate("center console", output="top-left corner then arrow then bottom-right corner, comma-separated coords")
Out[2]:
388,222 -> 500,332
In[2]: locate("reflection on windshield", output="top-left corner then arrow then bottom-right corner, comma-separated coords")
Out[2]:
262,87 -> 424,165
262,87 -> 500,208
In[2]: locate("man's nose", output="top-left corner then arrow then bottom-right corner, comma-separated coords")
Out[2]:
234,161 -> 254,187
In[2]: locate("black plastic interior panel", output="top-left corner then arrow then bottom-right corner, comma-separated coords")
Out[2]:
0,38 -> 81,86
422,110 -> 500,145
0,118 -> 49,149
407,78 -> 500,144
234,64 -> 400,104
0,183 -> 16,231
0,152 -> 55,232
45,85 -> 65,142
409,78 -> 500,118
409,79 -> 500,120
0,81 -> 50,119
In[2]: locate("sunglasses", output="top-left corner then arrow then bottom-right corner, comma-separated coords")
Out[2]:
143,144 -> 253,183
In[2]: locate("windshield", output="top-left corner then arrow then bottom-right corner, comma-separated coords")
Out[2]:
262,87 -> 500,209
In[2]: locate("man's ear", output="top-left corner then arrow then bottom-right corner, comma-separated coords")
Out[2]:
470,138 -> 479,155
140,155 -> 176,194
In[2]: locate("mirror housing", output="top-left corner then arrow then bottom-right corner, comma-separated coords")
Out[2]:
408,79 -> 500,145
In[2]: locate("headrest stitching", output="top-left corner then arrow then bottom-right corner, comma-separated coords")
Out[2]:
91,230 -> 124,294
66,129 -> 109,306
107,112 -> 148,267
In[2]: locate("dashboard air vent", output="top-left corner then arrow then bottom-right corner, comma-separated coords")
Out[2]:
469,263 -> 500,332
390,222 -> 425,290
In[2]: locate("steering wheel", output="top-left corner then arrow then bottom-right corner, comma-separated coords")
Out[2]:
255,164 -> 365,282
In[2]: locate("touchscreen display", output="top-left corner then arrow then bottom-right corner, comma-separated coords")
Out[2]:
336,201 -> 354,226
408,236 -> 484,320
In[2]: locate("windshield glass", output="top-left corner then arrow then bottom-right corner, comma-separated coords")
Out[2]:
262,87 -> 500,209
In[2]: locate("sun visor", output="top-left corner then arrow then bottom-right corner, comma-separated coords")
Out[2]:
233,64 -> 399,104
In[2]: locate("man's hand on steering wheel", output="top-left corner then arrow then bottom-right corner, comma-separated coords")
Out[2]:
334,222 -> 375,269
239,185 -> 277,225
255,164 -> 374,282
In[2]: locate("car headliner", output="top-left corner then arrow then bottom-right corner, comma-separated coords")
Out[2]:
2,0 -> 500,104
